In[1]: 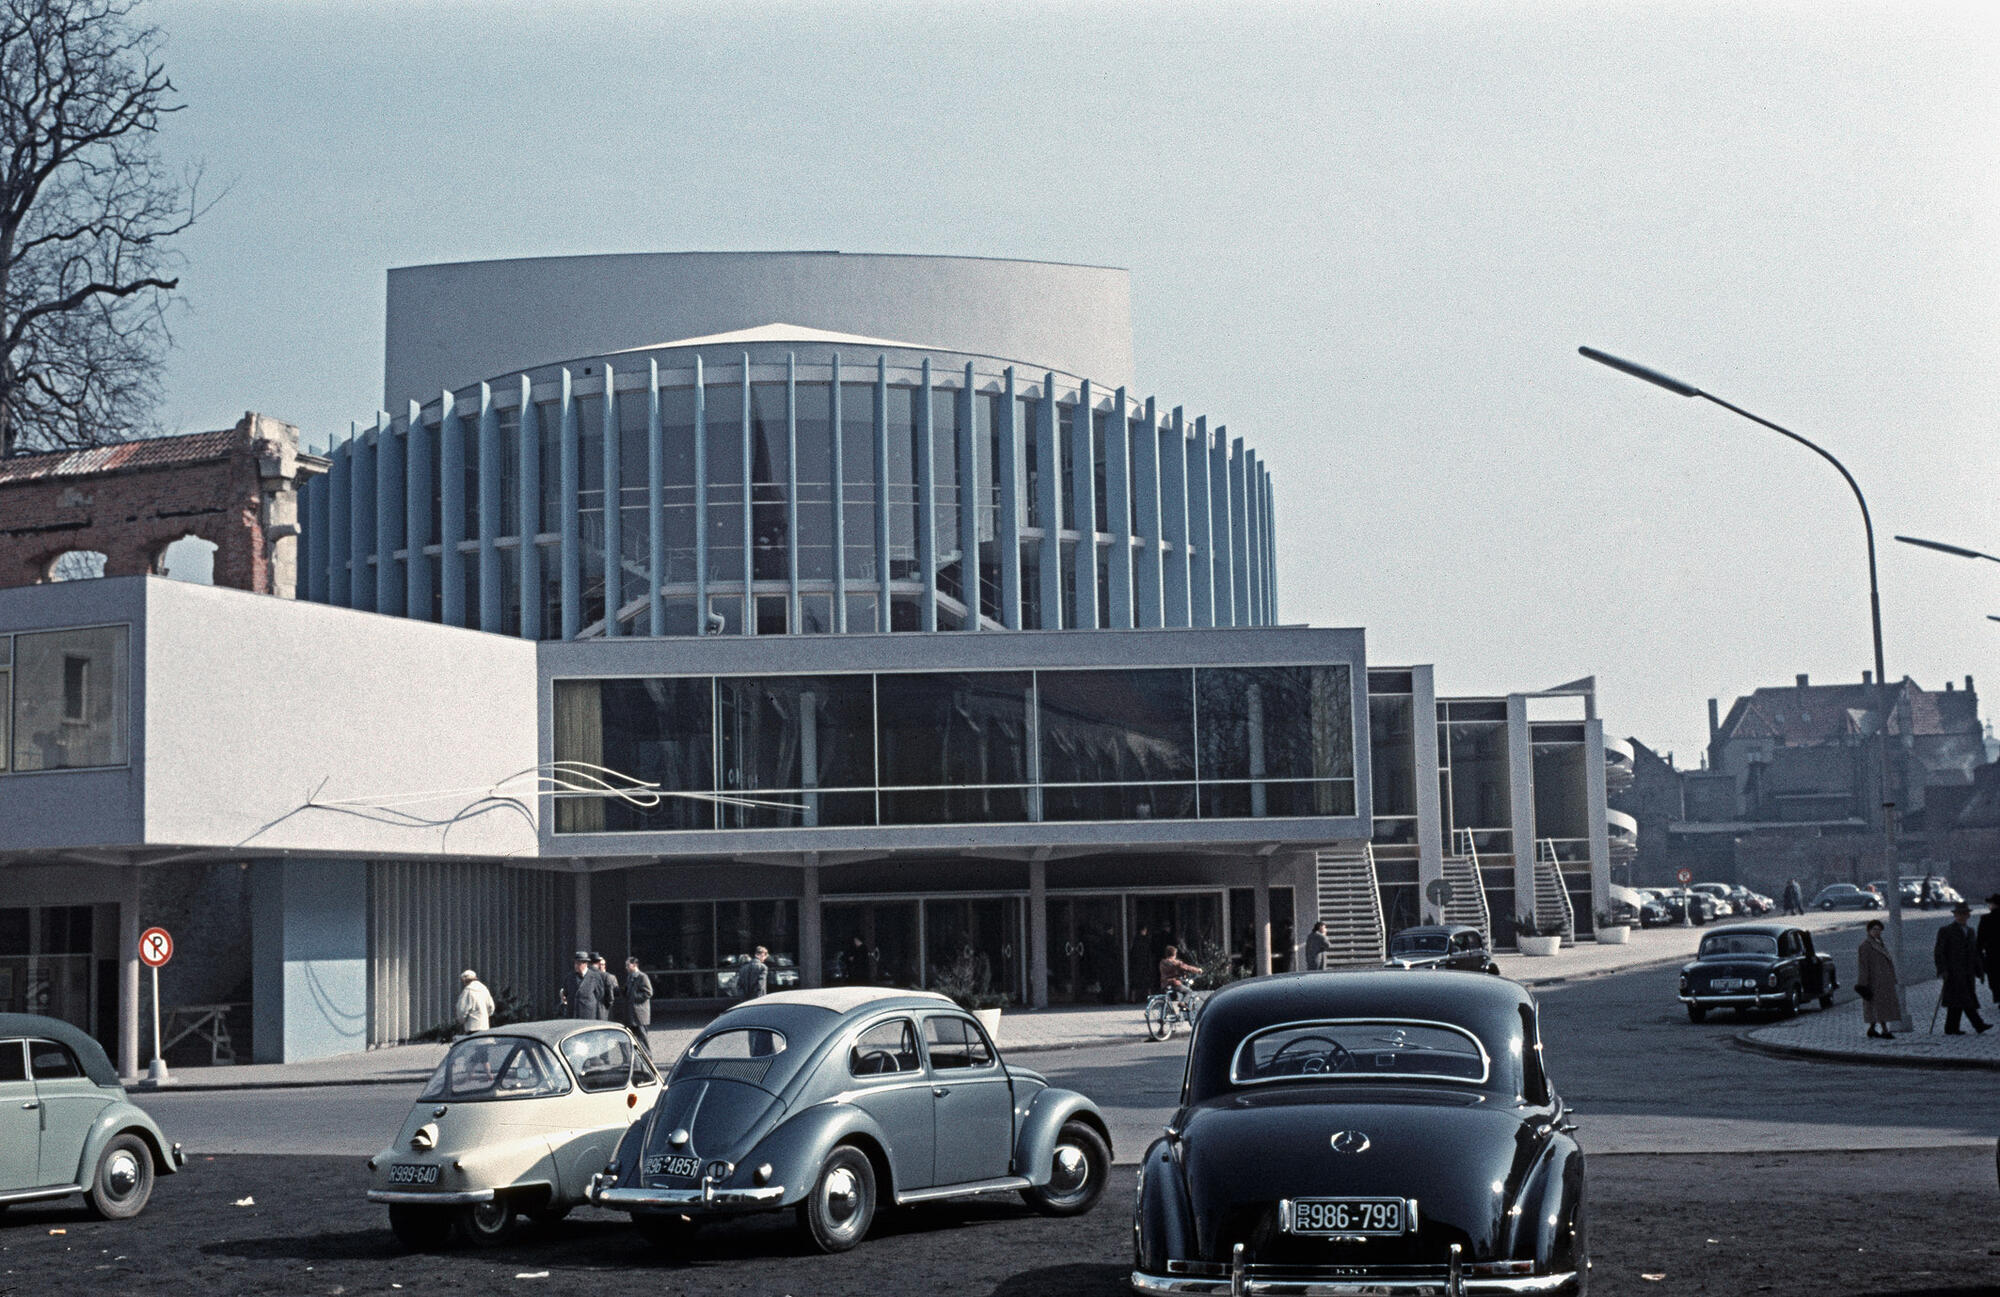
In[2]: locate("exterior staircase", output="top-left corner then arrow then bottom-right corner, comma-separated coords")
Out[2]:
1533,840 -> 1576,946
1313,844 -> 1387,966
1440,828 -> 1492,945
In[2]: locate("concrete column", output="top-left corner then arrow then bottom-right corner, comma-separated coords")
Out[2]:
786,354 -> 801,628
572,870 -> 592,953
1189,417 -> 1213,627
326,434 -> 350,607
1253,862 -> 1273,976
738,357 -> 753,632
800,860 -> 823,989
957,364 -> 981,630
917,359 -> 937,632
1132,395 -> 1162,627
1210,427 -> 1233,626
998,368 -> 1022,629
1584,717 -> 1613,930
406,399 -> 432,621
478,383 -> 503,633
1106,387 -> 1133,629
1507,693 -> 1537,940
1028,855 -> 1049,1010
375,410 -> 402,616
1412,666 -> 1447,923
1161,410 -> 1189,627
119,868 -> 141,1079
252,860 -> 369,1064
559,369 -> 581,639
1230,438 -> 1251,626
348,425 -> 377,613
830,356 -> 848,632
519,379 -> 543,639
694,357 -> 710,619
440,394 -> 466,626
873,359 -> 892,631
1070,380 -> 1098,627
600,367 -> 622,636
1241,448 -> 1260,626
1036,375 -> 1062,630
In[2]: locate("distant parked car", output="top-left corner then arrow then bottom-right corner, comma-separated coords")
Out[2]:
590,988 -> 1111,1253
1897,876 -> 1963,909
367,1020 -> 661,1247
0,1014 -> 184,1219
1732,888 -> 1775,916
1385,924 -> 1502,974
1679,924 -> 1839,1022
1633,889 -> 1674,928
1606,885 -> 1646,927
1690,884 -> 1738,918
1812,884 -> 1883,911
1658,889 -> 1719,925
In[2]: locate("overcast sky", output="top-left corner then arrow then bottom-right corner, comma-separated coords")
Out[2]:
149,0 -> 1999,762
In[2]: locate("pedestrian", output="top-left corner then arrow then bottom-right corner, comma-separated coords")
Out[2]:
1782,878 -> 1803,916
1304,921 -> 1332,972
1854,921 -> 1901,1040
590,952 -> 617,1021
840,935 -> 876,985
457,969 -> 495,1035
560,950 -> 591,1018
622,956 -> 654,1056
735,945 -> 770,1000
1979,894 -> 2000,1009
1934,902 -> 1992,1035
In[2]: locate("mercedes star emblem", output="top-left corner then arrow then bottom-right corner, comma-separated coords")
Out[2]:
1330,1129 -> 1371,1154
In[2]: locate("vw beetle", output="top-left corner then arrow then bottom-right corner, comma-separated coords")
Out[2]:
366,1020 -> 659,1247
0,1014 -> 184,1219
1132,971 -> 1586,1295
590,987 -> 1112,1252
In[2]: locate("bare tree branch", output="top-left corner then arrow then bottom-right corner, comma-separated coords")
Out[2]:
0,0 -> 198,457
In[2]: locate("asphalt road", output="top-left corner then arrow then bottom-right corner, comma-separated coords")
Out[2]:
92,914 -> 1997,1296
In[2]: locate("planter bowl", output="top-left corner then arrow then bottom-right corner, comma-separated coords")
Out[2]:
974,1007 -> 1003,1041
1517,935 -> 1562,957
1596,925 -> 1631,945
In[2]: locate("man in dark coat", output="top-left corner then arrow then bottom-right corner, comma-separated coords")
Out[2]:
589,953 -> 616,1021
1304,921 -> 1332,972
1979,894 -> 2000,1009
622,956 -> 654,1056
1933,902 -> 1991,1034
559,951 -> 591,1018
1782,879 -> 1803,916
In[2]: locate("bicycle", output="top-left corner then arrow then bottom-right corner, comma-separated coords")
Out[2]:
1143,987 -> 1202,1040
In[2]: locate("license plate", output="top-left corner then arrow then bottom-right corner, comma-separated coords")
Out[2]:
1285,1197 -> 1407,1236
644,1154 -> 700,1179
1712,979 -> 1748,991
386,1162 -> 439,1186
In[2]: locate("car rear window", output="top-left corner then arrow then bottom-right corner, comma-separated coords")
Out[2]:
420,1036 -> 570,1101
1700,933 -> 1778,958
1231,1020 -> 1489,1086
28,1040 -> 81,1080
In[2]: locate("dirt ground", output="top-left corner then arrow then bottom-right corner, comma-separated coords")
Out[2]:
0,1147 -> 1993,1297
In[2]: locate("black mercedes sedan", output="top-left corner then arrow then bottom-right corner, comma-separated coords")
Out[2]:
1385,924 -> 1502,975
1132,971 -> 1585,1296
1678,924 -> 1837,1022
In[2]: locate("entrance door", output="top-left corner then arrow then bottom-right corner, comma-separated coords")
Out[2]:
1049,896 -> 1124,1004
823,902 -> 921,988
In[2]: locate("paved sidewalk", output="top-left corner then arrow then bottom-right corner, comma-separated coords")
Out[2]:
1741,978 -> 2000,1070
146,910 -> 1876,1091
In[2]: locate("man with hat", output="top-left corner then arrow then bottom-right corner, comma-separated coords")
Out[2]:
590,952 -> 618,1021
560,951 -> 591,1018
1979,893 -> 2000,1009
1933,901 -> 1991,1034
457,969 -> 495,1035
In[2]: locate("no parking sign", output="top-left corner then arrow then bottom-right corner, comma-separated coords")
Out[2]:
139,927 -> 174,967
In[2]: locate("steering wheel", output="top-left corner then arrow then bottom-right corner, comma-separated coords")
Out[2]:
1268,1035 -> 1353,1074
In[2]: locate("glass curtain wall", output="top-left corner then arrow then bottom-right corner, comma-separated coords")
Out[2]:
551,664 -> 1356,833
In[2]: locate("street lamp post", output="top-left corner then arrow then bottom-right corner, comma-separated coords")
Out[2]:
1578,347 -> 1908,997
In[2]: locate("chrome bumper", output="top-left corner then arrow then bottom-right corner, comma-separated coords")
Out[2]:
1131,1271 -> 1580,1297
590,1182 -> 786,1211
366,1188 -> 496,1205
1680,992 -> 1786,1007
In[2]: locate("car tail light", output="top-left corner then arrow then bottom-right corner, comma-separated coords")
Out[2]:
1467,1260 -> 1536,1276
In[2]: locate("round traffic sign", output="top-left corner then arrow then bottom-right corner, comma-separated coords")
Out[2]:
1675,867 -> 1693,886
1425,878 -> 1455,905
138,927 -> 174,968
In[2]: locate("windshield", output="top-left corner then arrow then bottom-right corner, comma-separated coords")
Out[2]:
1231,1020 -> 1489,1086
419,1036 -> 570,1101
1390,934 -> 1449,956
1699,932 -> 1778,959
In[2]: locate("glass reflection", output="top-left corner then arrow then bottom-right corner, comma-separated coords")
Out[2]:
877,672 -> 1031,823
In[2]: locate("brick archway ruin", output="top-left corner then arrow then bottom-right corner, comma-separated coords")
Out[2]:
0,414 -> 322,597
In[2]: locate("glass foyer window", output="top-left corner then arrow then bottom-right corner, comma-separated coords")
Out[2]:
552,664 -> 1355,833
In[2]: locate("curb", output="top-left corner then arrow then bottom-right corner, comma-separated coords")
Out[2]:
1506,950 -> 1694,988
1733,1028 -> 2000,1072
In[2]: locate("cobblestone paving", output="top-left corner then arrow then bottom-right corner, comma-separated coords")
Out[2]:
1744,975 -> 2000,1069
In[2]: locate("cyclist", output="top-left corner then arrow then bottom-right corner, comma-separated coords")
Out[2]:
1157,945 -> 1202,1006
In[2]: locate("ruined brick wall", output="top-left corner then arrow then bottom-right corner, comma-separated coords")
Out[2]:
0,414 -> 316,596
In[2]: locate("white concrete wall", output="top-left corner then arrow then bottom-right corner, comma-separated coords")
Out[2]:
385,252 -> 1135,408
141,580 -> 541,858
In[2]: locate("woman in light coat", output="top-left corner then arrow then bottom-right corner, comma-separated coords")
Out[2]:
1855,920 -> 1902,1040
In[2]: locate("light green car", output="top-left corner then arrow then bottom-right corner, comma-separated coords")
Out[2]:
0,1014 -> 185,1219
366,1019 -> 661,1247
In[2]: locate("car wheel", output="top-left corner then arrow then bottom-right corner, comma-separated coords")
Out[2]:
85,1133 -> 154,1220
1819,991 -> 1835,1010
635,1211 -> 699,1248
1144,999 -> 1171,1041
1686,1004 -> 1707,1023
388,1204 -> 453,1250
1021,1120 -> 1110,1217
1819,901 -> 1833,911
798,1144 -> 876,1254
452,1197 -> 517,1247
1779,988 -> 1800,1017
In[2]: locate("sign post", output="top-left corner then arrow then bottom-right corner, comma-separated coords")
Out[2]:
1675,868 -> 1694,928
138,927 -> 173,1087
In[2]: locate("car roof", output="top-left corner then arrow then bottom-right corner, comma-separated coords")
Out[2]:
465,1018 -> 634,1047
1390,925 -> 1479,938
1700,923 -> 1796,938
0,1014 -> 121,1087
748,987 -> 954,1014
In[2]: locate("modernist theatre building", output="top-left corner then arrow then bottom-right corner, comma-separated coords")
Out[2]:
0,253 -> 1617,1067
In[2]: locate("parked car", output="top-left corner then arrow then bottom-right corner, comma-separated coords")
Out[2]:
1385,924 -> 1502,974
1690,883 -> 1737,918
1632,889 -> 1674,928
590,987 -> 1111,1253
1131,970 -> 1587,1295
1811,883 -> 1883,911
1729,887 -> 1774,916
366,1020 -> 660,1247
1882,876 -> 1963,909
1678,924 -> 1839,1022
1658,888 -> 1720,925
1605,885 -> 1646,927
0,1014 -> 184,1219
